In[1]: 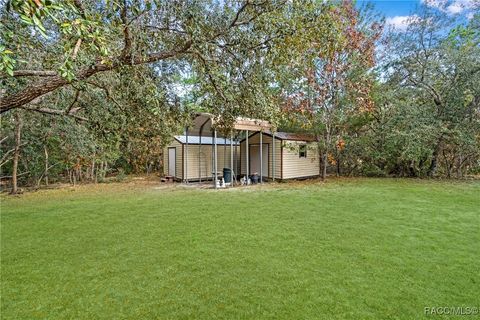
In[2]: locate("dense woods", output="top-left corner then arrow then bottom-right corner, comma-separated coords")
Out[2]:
1,0 -> 479,193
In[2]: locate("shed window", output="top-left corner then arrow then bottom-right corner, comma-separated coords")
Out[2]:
299,144 -> 307,158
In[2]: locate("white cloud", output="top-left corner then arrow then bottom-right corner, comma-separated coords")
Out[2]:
386,15 -> 421,31
446,3 -> 464,13
422,0 -> 479,15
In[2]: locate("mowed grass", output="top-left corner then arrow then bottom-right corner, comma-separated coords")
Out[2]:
1,178 -> 479,319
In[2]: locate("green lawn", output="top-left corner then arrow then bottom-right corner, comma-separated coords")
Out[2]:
1,178 -> 479,319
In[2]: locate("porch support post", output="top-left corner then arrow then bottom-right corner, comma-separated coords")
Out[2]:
260,131 -> 263,183
272,131 -> 275,181
185,127 -> 189,183
234,134 -> 238,183
198,118 -> 209,183
198,135 -> 202,183
230,133 -> 234,186
246,130 -> 249,183
214,129 -> 218,189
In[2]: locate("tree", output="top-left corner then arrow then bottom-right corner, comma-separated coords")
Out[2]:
0,0 -> 287,123
384,8 -> 480,177
281,1 -> 381,179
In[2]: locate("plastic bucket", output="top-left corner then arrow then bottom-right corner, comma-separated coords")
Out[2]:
223,168 -> 232,183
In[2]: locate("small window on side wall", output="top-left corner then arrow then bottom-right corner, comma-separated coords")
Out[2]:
299,144 -> 307,158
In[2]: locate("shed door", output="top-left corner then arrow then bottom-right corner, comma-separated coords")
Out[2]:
168,147 -> 176,176
249,144 -> 269,177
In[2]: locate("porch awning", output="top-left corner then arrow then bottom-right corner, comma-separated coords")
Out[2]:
187,112 -> 271,136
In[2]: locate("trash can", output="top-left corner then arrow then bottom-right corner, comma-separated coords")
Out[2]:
223,168 -> 232,183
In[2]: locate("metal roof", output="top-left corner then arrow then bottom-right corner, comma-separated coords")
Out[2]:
273,132 -> 316,142
239,131 -> 316,143
174,135 -> 240,145
187,112 -> 272,136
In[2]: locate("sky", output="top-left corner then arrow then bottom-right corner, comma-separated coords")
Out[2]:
356,0 -> 478,31
358,0 -> 419,17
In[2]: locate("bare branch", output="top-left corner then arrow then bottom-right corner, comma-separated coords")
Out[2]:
146,25 -> 187,34
85,81 -> 123,108
1,70 -> 58,78
0,143 -> 27,168
20,106 -> 88,121
72,38 -> 83,60
73,0 -> 86,18
66,90 -> 81,114
230,1 -> 250,28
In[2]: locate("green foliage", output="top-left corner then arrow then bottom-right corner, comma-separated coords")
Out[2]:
279,3 -> 480,178
1,0 -> 478,187
114,168 -> 126,182
0,45 -> 15,76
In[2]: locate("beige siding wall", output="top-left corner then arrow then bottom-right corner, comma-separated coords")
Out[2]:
163,140 -> 183,179
282,141 -> 320,179
183,144 -> 239,180
164,139 -> 240,180
240,133 -> 281,179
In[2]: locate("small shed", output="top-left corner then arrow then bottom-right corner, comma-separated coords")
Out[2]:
240,132 -> 319,180
164,112 -> 273,187
163,135 -> 240,182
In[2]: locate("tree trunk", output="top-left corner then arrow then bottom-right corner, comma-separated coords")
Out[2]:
336,152 -> 341,177
408,160 -> 417,177
10,112 -> 23,194
321,152 -> 327,180
456,154 -> 464,179
44,145 -> 49,186
427,137 -> 443,177
321,130 -> 331,180
91,159 -> 96,182
98,161 -> 103,181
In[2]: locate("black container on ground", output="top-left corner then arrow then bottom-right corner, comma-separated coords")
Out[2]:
223,168 -> 232,183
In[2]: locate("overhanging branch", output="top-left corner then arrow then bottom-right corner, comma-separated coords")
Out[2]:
0,40 -> 193,113
1,70 -> 58,78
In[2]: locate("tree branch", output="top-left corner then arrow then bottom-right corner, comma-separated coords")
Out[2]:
0,40 -> 193,113
66,90 -> 81,114
85,81 -> 123,108
73,0 -> 85,14
1,1 -> 267,113
230,1 -> 250,28
19,105 -> 88,121
0,143 -> 27,167
146,25 -> 187,34
1,70 -> 58,78
121,0 -> 132,61
72,38 -> 83,60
